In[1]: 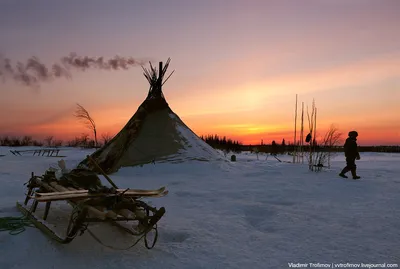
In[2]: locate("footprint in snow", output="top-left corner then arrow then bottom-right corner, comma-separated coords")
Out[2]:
268,200 -> 295,207
159,230 -> 190,243
244,206 -> 277,233
175,191 -> 205,198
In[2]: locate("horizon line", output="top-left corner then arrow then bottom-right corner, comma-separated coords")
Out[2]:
0,133 -> 398,148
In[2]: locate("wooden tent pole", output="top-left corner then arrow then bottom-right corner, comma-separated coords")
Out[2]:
87,155 -> 118,189
159,61 -> 163,94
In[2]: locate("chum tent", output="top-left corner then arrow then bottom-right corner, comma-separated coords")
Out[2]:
78,59 -> 223,174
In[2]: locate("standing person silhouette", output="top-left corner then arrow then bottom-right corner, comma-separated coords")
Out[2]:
339,131 -> 361,179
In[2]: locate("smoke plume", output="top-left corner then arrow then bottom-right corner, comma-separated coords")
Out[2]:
61,53 -> 145,71
0,53 -> 146,88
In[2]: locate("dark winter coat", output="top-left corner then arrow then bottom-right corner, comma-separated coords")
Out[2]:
344,137 -> 359,159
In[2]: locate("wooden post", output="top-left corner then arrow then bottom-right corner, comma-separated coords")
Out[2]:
43,202 -> 51,220
308,101 -> 315,170
300,102 -> 304,164
293,94 -> 298,163
24,172 -> 35,205
314,108 -> 317,149
314,107 -> 317,168
31,200 -> 39,213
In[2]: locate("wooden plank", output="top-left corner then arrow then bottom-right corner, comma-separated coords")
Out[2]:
64,186 -> 117,220
66,187 -> 77,191
87,206 -> 107,220
116,209 -> 136,219
152,190 -> 169,198
116,186 -> 166,194
67,187 -> 118,220
36,190 -> 88,196
36,193 -> 94,201
34,180 -> 58,193
32,190 -> 168,202
36,186 -> 166,197
49,182 -> 70,192
105,210 -> 118,219
28,178 -> 119,222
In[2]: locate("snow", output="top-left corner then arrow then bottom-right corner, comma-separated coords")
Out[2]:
1,147 -> 399,269
167,112 -> 226,162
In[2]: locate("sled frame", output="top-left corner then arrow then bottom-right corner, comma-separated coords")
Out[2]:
18,172 -> 166,248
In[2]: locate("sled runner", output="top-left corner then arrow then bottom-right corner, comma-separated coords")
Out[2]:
17,158 -> 167,249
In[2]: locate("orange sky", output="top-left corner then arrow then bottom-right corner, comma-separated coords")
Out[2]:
0,1 -> 399,146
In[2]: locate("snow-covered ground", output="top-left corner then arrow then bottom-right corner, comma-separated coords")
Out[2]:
0,146 -> 399,269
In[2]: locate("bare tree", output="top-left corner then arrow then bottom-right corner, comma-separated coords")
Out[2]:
0,136 -> 11,146
323,125 -> 343,148
79,133 -> 90,148
321,124 -> 343,168
101,133 -> 113,145
32,140 -> 43,146
44,136 -> 53,147
21,135 -> 33,146
309,124 -> 343,171
74,103 -> 98,147
67,137 -> 80,147
253,146 -> 259,160
53,139 -> 63,147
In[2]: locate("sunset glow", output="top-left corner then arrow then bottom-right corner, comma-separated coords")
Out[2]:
1,1 -> 399,146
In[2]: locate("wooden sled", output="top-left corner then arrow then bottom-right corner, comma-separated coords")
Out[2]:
17,168 -> 167,249
10,148 -> 64,157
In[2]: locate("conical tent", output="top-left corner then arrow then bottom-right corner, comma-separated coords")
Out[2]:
78,59 -> 222,174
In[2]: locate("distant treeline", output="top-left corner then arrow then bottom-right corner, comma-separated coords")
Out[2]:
1,134 -> 399,153
240,144 -> 400,154
200,135 -> 242,152
342,145 -> 400,153
0,135 -> 101,148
